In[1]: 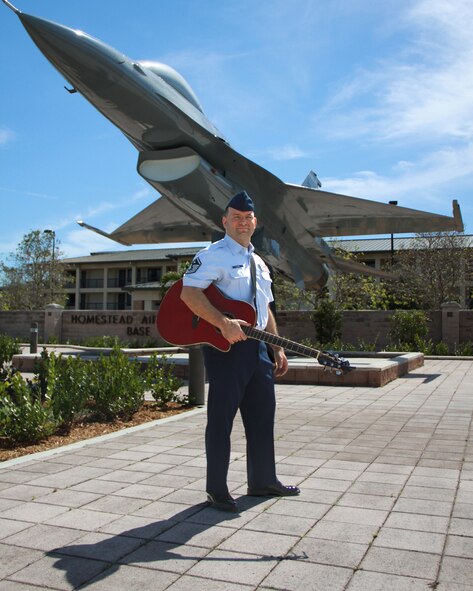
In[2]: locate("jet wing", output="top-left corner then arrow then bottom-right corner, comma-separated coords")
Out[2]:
79,195 -> 212,245
284,185 -> 464,237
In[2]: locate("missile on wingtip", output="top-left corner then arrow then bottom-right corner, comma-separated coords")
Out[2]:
2,0 -> 20,14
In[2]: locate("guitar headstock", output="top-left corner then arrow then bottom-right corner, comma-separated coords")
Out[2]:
317,351 -> 352,375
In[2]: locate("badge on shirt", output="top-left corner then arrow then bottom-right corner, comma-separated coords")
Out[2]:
258,258 -> 270,274
185,257 -> 202,275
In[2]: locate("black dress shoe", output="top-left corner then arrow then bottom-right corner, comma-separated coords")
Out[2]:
247,482 -> 301,497
206,492 -> 239,513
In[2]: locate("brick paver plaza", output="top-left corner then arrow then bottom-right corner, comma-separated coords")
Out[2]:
0,358 -> 472,590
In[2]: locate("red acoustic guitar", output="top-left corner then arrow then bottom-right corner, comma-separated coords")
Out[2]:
157,279 -> 351,375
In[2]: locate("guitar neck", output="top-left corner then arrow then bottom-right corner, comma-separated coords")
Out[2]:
242,325 -> 321,360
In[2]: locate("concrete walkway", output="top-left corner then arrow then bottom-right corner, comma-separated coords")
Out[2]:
0,358 -> 472,590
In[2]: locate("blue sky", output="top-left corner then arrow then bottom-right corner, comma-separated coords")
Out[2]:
1,0 -> 472,262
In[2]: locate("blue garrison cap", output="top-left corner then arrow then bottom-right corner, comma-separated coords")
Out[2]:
226,191 -> 255,212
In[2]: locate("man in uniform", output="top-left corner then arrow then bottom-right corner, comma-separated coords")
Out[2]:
181,191 -> 300,512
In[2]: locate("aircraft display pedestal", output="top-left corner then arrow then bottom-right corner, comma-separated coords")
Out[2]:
12,347 -> 424,388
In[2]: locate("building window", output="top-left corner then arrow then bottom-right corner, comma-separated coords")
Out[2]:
65,293 -> 75,309
108,268 -> 132,288
80,270 -> 104,289
137,267 -> 162,283
147,268 -> 161,282
106,292 -> 131,310
80,293 -> 103,310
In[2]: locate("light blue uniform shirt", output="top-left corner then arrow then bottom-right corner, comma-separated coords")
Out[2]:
182,234 -> 273,329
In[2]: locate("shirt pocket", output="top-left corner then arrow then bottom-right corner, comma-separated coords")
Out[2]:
256,269 -> 273,307
227,268 -> 251,301
229,268 -> 249,280
257,268 -> 272,289
260,271 -> 272,283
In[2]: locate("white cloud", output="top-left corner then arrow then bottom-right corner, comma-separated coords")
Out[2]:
0,127 -> 15,147
251,143 -> 312,162
61,228 -> 119,258
72,186 -> 153,227
0,186 -> 59,201
323,142 -> 473,211
130,187 -> 152,202
315,0 -> 473,144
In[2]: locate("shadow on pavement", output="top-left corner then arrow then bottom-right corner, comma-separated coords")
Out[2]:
48,496 -> 307,588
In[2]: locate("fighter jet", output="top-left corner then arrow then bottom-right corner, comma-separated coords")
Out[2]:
3,0 -> 464,288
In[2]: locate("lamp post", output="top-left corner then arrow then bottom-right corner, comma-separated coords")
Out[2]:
388,201 -> 398,266
44,229 -> 56,301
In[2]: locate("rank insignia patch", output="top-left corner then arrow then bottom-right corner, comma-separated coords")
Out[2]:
185,257 -> 202,274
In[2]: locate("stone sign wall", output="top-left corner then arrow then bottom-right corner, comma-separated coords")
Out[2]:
60,311 -> 166,344
0,305 -> 471,347
277,309 -> 443,348
0,311 -> 46,341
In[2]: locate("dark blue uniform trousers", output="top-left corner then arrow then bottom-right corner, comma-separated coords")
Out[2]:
203,339 -> 277,495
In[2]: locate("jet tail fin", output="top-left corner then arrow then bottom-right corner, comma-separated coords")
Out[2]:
453,199 -> 464,231
301,170 -> 322,189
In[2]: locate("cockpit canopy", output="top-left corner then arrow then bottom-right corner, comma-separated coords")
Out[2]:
139,61 -> 203,112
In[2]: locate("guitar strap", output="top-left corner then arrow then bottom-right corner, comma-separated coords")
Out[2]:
251,253 -> 275,361
249,253 -> 258,317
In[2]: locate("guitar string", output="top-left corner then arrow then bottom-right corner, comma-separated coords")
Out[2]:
242,325 -> 324,362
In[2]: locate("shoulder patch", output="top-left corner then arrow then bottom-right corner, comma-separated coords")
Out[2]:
255,255 -> 270,274
261,261 -> 270,274
185,257 -> 202,275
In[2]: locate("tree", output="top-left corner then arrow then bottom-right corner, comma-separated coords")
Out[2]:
328,249 -> 395,310
391,232 -> 472,309
158,261 -> 190,299
272,273 -> 320,310
0,230 -> 69,310
312,298 -> 342,344
328,234 -> 473,310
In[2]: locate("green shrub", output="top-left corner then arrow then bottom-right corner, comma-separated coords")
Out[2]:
455,341 -> 473,356
355,339 -> 378,352
33,348 -> 52,402
0,334 -> 21,366
0,373 -> 55,445
46,354 -> 91,431
89,348 -> 145,420
388,310 -> 429,350
126,338 -> 161,349
312,299 -> 342,345
414,337 -> 435,354
80,335 -> 122,348
146,354 -> 183,407
434,341 -> 451,356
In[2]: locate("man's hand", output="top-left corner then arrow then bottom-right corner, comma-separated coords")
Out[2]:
220,317 -> 249,344
273,348 -> 288,377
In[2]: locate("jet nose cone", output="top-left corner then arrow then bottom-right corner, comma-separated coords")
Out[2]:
18,12 -> 127,92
